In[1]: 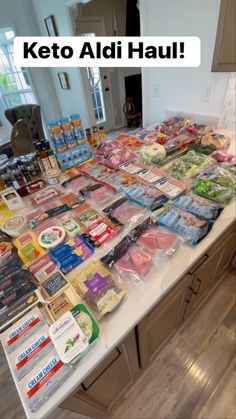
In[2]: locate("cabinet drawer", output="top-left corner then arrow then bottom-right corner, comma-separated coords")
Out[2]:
79,347 -> 132,408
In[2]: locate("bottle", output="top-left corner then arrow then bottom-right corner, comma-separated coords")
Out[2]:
92,126 -> 99,146
18,158 -> 31,183
60,117 -> 76,147
48,120 -> 65,149
48,149 -> 60,170
8,160 -> 25,186
86,128 -> 95,147
99,126 -> 106,143
1,165 -> 14,188
0,166 -> 6,191
35,142 -> 51,172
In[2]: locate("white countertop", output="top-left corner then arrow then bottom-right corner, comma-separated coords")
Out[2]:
2,129 -> 236,419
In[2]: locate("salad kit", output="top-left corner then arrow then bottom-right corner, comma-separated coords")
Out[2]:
71,261 -> 126,318
192,180 -> 233,205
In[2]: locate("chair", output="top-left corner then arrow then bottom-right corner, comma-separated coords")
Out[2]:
4,104 -> 44,141
123,97 -> 142,128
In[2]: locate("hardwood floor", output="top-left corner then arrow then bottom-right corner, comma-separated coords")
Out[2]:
0,271 -> 235,419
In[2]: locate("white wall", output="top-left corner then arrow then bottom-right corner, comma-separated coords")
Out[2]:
79,0 -> 141,128
32,0 -> 90,128
140,0 -> 230,126
0,0 -> 61,128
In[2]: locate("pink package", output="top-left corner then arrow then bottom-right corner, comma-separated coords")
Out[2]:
212,150 -> 235,163
115,245 -> 153,280
90,186 -> 115,205
137,228 -> 179,254
113,201 -> 145,224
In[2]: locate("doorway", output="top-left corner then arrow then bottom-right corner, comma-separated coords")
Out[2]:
77,17 -> 115,131
66,0 -> 142,132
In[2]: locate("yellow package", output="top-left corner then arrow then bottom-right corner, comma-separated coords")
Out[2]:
14,231 -> 45,267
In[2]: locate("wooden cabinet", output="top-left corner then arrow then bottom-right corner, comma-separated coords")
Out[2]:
137,273 -> 193,368
212,0 -> 236,71
60,330 -> 139,417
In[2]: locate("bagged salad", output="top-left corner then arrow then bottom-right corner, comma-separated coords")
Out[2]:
192,180 -> 233,205
172,194 -> 223,220
70,261 -> 126,318
182,150 -> 214,167
156,207 -> 213,245
198,166 -> 236,192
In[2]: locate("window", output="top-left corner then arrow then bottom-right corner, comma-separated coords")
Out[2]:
0,28 -> 36,108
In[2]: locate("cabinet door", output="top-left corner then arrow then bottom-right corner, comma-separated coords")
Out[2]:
215,230 -> 236,278
212,0 -> 236,71
138,273 -> 193,368
60,330 -> 139,416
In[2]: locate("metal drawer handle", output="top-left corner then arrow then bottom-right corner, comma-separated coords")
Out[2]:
185,287 -> 193,304
193,277 -> 201,295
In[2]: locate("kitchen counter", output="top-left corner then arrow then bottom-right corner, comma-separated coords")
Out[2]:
1,129 -> 236,419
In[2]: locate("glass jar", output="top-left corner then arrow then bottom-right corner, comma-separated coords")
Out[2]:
18,158 -> 31,183
8,160 -> 25,186
1,165 -> 14,188
70,113 -> 81,128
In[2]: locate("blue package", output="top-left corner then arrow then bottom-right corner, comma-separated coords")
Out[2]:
49,234 -> 94,273
156,207 -> 213,245
172,195 -> 223,220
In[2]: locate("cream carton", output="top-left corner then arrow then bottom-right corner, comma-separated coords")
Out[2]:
9,326 -> 54,381
1,307 -> 46,354
20,350 -> 72,412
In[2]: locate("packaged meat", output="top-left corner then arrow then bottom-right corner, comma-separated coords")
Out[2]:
172,194 -> 223,220
137,227 -> 179,255
156,207 -> 213,245
103,197 -> 147,226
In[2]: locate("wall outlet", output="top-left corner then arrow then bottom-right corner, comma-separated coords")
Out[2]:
153,82 -> 160,97
201,83 -> 213,102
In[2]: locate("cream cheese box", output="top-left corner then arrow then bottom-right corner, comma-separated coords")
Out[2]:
19,350 -> 72,412
9,326 -> 54,381
1,307 -> 46,354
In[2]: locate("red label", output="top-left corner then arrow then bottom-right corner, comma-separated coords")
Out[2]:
7,317 -> 40,346
86,220 -> 115,244
16,336 -> 51,369
26,360 -> 64,398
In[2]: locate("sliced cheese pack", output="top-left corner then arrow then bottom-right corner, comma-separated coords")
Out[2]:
19,350 -> 72,412
9,326 -> 54,381
1,307 -> 46,354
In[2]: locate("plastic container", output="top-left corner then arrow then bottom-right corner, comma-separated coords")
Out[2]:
43,168 -> 61,185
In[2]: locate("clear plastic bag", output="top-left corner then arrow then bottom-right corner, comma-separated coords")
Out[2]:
192,179 -> 234,205
172,194 -> 223,220
137,226 -> 179,256
156,207 -> 213,245
103,197 -> 147,227
80,183 -> 116,207
70,260 -> 126,319
197,166 -> 236,192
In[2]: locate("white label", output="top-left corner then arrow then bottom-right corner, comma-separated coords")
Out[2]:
14,36 -> 201,68
49,312 -> 89,363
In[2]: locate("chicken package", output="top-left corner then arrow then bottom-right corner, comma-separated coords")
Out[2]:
172,194 -> 224,220
103,197 -> 147,226
156,207 -> 213,245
